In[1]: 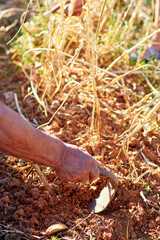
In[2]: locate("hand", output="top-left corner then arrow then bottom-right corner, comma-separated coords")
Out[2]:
55,143 -> 100,184
51,0 -> 86,16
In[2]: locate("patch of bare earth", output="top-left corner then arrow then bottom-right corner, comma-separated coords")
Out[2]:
0,55 -> 160,240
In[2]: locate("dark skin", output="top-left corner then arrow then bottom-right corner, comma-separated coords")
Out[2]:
0,101 -> 100,183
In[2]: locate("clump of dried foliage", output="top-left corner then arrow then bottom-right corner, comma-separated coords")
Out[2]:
8,0 -> 160,163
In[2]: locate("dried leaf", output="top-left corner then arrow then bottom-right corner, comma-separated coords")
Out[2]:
46,223 -> 68,236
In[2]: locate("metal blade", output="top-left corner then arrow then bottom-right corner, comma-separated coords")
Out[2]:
88,168 -> 118,213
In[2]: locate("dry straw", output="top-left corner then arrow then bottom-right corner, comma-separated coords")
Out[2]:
10,0 -> 160,171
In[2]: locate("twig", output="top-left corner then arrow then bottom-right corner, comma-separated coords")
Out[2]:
112,70 -> 160,74
126,206 -> 141,240
33,164 -> 53,194
7,1 -> 31,45
140,148 -> 159,168
0,224 -> 29,239
0,8 -> 24,19
0,224 -> 44,239
23,47 -> 118,78
141,73 -> 159,95
140,191 -> 160,210
14,93 -> 28,121
106,27 -> 160,71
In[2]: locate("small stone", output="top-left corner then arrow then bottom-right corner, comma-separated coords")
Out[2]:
35,198 -> 47,210
87,116 -> 92,126
51,100 -> 60,109
31,188 -> 40,199
15,209 -> 25,217
46,223 -> 68,236
66,120 -> 73,126
131,231 -> 137,239
1,195 -> 10,204
83,209 -> 89,214
148,220 -> 156,228
89,186 -> 97,191
102,231 -> 112,240
31,217 -> 39,225
3,91 -> 14,104
129,137 -> 137,147
10,178 -> 21,188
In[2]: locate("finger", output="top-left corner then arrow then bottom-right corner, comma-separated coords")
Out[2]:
80,174 -> 90,184
95,159 -> 101,167
89,165 -> 100,182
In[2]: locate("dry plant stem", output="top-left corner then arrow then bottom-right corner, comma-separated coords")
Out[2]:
155,0 -> 160,28
13,93 -> 53,194
91,48 -> 101,133
152,0 -> 155,23
90,0 -> 108,133
120,78 -> 132,121
142,99 -> 160,123
14,93 -> 28,122
33,164 -> 53,194
140,148 -> 159,168
25,41 -> 84,103
122,98 -> 160,160
36,0 -> 48,28
112,0 -> 134,45
0,8 -> 24,19
7,0 -> 31,45
95,0 -> 107,40
141,73 -> 159,95
46,0 -> 48,12
124,0 -> 143,39
4,19 -> 18,32
23,48 -> 160,81
23,47 -> 117,78
38,78 -> 91,128
0,224 -> 42,239
134,169 -> 159,184
123,93 -> 155,113
106,28 -> 160,71
70,212 -> 93,231
107,64 -> 156,87
20,10 -> 39,37
42,40 -> 85,99
21,65 -> 47,115
126,207 -> 140,240
140,191 -> 160,210
112,70 -> 160,74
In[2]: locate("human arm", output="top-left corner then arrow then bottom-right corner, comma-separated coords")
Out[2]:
0,101 -> 99,183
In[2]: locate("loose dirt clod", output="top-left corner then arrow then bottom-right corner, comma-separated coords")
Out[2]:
0,0 -> 160,239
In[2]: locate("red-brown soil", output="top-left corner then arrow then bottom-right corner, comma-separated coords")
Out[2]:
0,1 -> 160,238
0,55 -> 160,240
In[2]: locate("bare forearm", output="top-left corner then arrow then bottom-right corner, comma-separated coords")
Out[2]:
0,101 -> 64,168
0,101 -> 100,183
